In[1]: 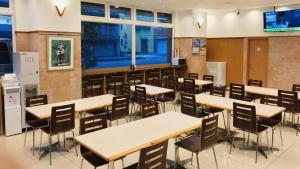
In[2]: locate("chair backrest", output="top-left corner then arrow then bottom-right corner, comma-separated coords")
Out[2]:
260,96 -> 278,106
82,81 -> 91,98
292,84 -> 300,92
152,78 -> 162,87
230,83 -> 245,101
50,104 -> 75,134
168,76 -> 178,90
203,75 -> 214,82
201,115 -> 219,150
248,79 -> 263,87
141,102 -> 159,118
120,83 -> 131,96
183,78 -> 196,94
233,102 -> 257,133
135,86 -> 147,105
181,92 -> 197,117
137,140 -> 169,169
164,80 -> 176,100
26,95 -> 48,107
210,86 -> 226,97
188,73 -> 198,79
80,114 -> 108,154
111,95 -> 130,121
90,79 -> 102,96
278,90 -> 298,113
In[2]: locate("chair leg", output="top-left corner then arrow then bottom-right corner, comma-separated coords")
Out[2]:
196,153 -> 200,169
212,147 -> 219,169
191,153 -> 193,165
63,132 -> 66,148
121,158 -> 125,168
49,135 -> 52,165
266,130 -> 270,155
57,134 -> 60,149
279,124 -> 283,146
256,134 -> 259,164
32,129 -> 35,155
297,115 -> 299,136
173,101 -> 176,112
271,127 -> 275,153
39,131 -> 43,157
80,159 -> 84,169
230,135 -> 235,154
221,112 -> 227,131
24,126 -> 28,147
71,131 -> 78,156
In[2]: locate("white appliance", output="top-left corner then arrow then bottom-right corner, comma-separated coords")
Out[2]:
172,58 -> 187,66
13,52 -> 40,128
206,62 -> 227,87
1,74 -> 22,136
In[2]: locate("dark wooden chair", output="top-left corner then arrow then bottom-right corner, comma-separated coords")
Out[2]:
131,86 -> 147,120
120,83 -> 131,97
181,92 -> 197,117
124,140 -> 169,169
278,90 -> 299,135
175,115 -> 219,169
200,75 -> 214,93
188,73 -> 199,79
108,95 -> 130,126
260,96 -> 283,150
128,71 -> 144,85
106,73 -> 125,95
203,86 -> 227,129
245,79 -> 263,102
89,78 -> 103,96
141,102 -> 159,118
230,102 -> 269,163
151,78 -> 162,87
80,114 -> 108,169
40,104 -> 78,165
292,84 -> 300,110
157,79 -> 177,112
183,78 -> 196,95
145,69 -> 160,85
24,95 -> 48,155
82,80 -> 91,98
229,83 -> 245,101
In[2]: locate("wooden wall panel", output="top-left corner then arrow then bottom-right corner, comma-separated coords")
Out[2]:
207,38 -> 244,85
15,32 -> 82,103
174,38 -> 206,78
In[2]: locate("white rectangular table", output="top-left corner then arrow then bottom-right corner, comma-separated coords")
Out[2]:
245,85 -> 300,100
178,78 -> 213,86
75,111 -> 202,169
25,94 -> 115,119
130,84 -> 174,96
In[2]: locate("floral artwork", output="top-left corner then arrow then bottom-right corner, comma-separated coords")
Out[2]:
47,36 -> 74,71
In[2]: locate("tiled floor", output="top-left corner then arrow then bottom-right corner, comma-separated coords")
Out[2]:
0,102 -> 299,169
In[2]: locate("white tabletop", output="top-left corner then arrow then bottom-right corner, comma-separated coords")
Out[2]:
196,94 -> 285,118
75,111 -> 202,161
25,94 -> 115,119
178,78 -> 213,86
130,84 -> 174,96
245,85 -> 300,100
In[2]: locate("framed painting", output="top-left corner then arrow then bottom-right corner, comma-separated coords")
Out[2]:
47,36 -> 74,71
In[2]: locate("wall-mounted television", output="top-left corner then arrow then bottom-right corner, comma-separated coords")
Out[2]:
264,9 -> 300,32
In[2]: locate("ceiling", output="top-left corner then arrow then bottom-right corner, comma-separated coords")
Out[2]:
104,0 -> 300,11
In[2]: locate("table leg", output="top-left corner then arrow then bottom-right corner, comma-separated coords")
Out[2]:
239,141 -> 273,159
108,161 -> 114,169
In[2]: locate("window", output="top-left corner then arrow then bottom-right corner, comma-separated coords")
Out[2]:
135,26 -> 172,66
136,9 -> 154,22
157,12 -> 172,23
81,2 -> 105,17
0,15 -> 13,75
81,22 -> 132,69
110,6 -> 131,20
0,0 -> 9,8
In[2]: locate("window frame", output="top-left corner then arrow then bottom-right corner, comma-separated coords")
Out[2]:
81,1 -> 174,69
81,1 -> 106,17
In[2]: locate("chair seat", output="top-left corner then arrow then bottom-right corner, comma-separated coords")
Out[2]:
157,96 -> 174,102
259,118 -> 281,128
123,163 -> 138,169
86,108 -> 106,115
244,125 -> 268,134
205,107 -> 224,114
82,151 -> 108,167
175,135 -> 203,153
27,119 -> 48,128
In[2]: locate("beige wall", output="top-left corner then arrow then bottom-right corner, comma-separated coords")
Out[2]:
174,38 -> 206,77
15,31 -> 82,103
268,37 -> 300,90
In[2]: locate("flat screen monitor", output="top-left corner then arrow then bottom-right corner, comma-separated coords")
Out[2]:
264,9 -> 300,32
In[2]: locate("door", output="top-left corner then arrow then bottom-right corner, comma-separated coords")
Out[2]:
248,39 -> 268,87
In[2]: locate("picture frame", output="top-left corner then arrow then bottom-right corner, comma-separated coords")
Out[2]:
192,38 -> 207,56
47,35 -> 74,71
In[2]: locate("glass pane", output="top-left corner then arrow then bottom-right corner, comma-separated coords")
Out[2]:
136,9 -> 154,22
0,15 -> 13,75
81,2 -> 105,17
0,0 -> 9,8
135,26 -> 172,66
110,6 -> 131,20
157,12 -> 172,23
81,22 -> 132,69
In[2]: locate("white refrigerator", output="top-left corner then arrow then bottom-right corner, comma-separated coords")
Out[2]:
13,52 -> 40,129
